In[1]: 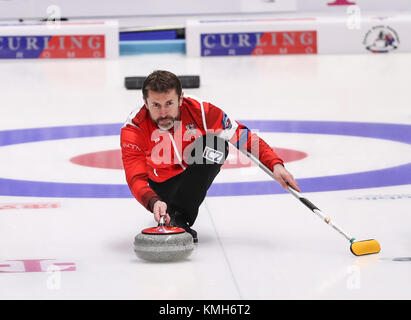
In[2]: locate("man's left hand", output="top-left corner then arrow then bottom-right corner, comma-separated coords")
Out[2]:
272,163 -> 300,192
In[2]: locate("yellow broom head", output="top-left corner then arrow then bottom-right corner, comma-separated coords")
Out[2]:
350,239 -> 381,256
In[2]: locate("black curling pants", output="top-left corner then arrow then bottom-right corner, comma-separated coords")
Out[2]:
148,134 -> 229,227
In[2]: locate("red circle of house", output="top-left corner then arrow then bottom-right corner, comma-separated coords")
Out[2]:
70,147 -> 307,170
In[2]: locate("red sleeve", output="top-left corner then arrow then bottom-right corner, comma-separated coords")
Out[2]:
121,124 -> 159,212
204,102 -> 284,172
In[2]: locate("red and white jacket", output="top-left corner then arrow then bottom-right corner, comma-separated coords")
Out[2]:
120,96 -> 283,212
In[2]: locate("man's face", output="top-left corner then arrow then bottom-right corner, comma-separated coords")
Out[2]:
144,89 -> 183,131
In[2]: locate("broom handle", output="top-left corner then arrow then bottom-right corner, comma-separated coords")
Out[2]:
243,150 -> 354,243
159,216 -> 165,226
286,186 -> 354,242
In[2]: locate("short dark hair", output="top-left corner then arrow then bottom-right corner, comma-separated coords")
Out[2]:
142,70 -> 182,100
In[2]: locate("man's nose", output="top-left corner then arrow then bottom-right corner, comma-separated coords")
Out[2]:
159,106 -> 168,117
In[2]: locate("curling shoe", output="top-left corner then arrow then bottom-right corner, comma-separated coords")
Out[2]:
169,213 -> 198,243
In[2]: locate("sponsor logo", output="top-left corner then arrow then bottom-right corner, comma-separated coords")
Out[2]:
201,31 -> 317,56
122,143 -> 141,151
363,25 -> 399,53
0,34 -> 105,59
348,194 -> 411,200
392,257 -> 411,262
0,202 -> 60,210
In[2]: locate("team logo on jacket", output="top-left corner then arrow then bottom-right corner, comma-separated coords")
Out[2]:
203,146 -> 224,164
185,123 -> 197,135
222,113 -> 232,130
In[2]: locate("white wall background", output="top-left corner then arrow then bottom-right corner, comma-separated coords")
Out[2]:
0,0 -> 410,28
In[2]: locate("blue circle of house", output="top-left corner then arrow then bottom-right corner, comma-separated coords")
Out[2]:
0,121 -> 410,198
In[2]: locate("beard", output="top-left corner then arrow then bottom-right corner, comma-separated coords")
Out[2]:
155,116 -> 178,131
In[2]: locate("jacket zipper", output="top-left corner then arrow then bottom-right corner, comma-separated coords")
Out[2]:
168,132 -> 186,170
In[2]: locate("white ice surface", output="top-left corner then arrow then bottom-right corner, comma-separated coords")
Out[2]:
0,52 -> 410,299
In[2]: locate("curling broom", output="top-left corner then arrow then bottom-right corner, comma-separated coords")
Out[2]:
244,150 -> 381,256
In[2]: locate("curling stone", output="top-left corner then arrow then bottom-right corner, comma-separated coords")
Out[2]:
134,217 -> 195,262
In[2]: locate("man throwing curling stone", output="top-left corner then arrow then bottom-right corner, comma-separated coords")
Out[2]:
121,70 -> 299,243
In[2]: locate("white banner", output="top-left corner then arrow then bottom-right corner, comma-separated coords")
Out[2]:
186,14 -> 411,56
0,20 -> 119,59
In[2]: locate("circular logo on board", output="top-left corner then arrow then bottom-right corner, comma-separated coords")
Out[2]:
363,25 -> 399,53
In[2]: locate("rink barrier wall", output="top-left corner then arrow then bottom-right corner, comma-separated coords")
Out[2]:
185,14 -> 411,56
2,13 -> 411,58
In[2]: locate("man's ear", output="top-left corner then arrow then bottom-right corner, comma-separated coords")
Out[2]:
179,91 -> 184,105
